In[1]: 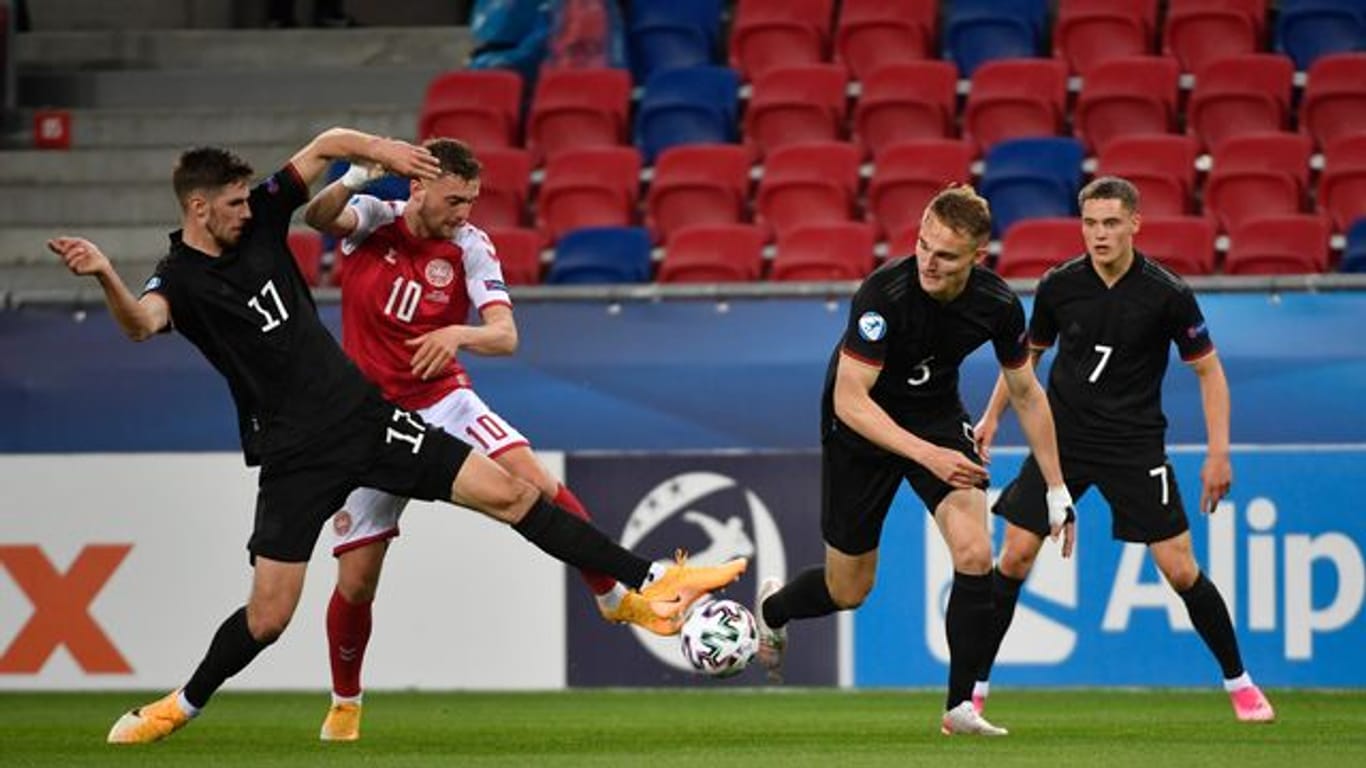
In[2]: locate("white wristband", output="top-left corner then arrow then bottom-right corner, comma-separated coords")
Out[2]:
339,163 -> 374,191
1046,485 -> 1076,529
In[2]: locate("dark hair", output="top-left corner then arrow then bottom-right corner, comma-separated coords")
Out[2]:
172,147 -> 254,207
1079,176 -> 1141,213
925,184 -> 992,247
424,137 -> 482,180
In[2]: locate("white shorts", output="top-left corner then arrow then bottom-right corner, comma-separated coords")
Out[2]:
329,387 -> 529,556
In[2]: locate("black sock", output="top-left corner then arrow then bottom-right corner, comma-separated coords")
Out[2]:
977,566 -> 1025,682
183,607 -> 272,709
761,566 -> 840,629
514,497 -> 651,589
945,571 -> 994,710
1178,572 -> 1245,679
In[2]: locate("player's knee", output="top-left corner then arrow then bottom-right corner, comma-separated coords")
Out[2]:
953,540 -> 993,574
1162,562 -> 1200,592
998,545 -> 1037,579
828,573 -> 874,609
485,476 -> 539,524
247,606 -> 293,643
337,571 -> 379,603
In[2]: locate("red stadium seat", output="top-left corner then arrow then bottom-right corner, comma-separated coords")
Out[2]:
729,0 -> 836,82
1300,54 -> 1366,150
834,0 -> 938,81
535,146 -> 641,242
469,148 -> 532,230
997,218 -> 1084,278
853,60 -> 959,158
1187,54 -> 1295,153
1318,133 -> 1366,232
1225,216 -> 1331,275
889,223 -> 921,256
526,68 -> 632,162
1054,0 -> 1157,75
483,226 -> 544,285
658,224 -> 768,283
770,222 -> 877,281
962,58 -> 1068,154
1203,132 -> 1313,233
755,141 -> 862,240
866,139 -> 974,241
1095,135 -> 1200,216
743,64 -> 850,159
287,230 -> 324,286
1163,0 -> 1265,74
646,144 -> 752,243
418,70 -> 523,149
1135,216 -> 1217,276
1073,56 -> 1180,155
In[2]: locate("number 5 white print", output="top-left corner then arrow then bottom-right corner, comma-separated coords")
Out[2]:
247,279 -> 290,332
1149,464 -> 1170,506
1088,344 -> 1113,383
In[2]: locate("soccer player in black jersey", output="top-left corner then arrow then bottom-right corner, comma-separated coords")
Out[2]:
971,177 -> 1274,723
48,128 -> 746,745
753,186 -> 1076,737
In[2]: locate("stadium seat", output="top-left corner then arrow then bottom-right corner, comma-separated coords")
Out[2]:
1300,54 -> 1366,149
755,141 -> 862,240
889,223 -> 921,257
1186,54 -> 1295,152
1135,216 -> 1217,276
770,222 -> 877,281
483,226 -> 544,285
943,0 -> 1049,76
545,227 -> 654,284
418,70 -> 523,148
1203,132 -> 1313,233
997,218 -> 1084,278
1053,0 -> 1158,75
866,139 -> 975,242
852,60 -> 960,158
979,138 -> 1086,238
526,68 -> 632,162
1224,216 -> 1331,275
287,230 -> 324,286
646,144 -> 752,243
1318,134 -> 1366,232
1073,56 -> 1180,155
627,0 -> 723,83
834,0 -> 938,81
658,224 -> 768,283
1162,0 -> 1266,73
635,66 -> 741,163
1094,135 -> 1200,216
743,64 -> 849,159
962,58 -> 1068,155
729,0 -> 836,82
469,148 -> 532,229
1276,0 -> 1366,71
1341,219 -> 1366,272
536,146 -> 641,242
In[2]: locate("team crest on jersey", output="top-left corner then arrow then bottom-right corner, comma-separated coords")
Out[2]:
858,311 -> 887,342
424,258 -> 455,288
332,511 -> 353,536
142,276 -> 162,294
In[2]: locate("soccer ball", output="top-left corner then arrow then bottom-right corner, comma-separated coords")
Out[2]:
679,597 -> 759,678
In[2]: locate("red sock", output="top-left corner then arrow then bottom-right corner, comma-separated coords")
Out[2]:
553,484 -> 617,596
326,587 -> 372,698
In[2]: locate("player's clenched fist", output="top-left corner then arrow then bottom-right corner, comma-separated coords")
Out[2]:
48,236 -> 111,277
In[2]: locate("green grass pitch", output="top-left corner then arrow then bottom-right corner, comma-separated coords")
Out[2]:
4,689 -> 1363,767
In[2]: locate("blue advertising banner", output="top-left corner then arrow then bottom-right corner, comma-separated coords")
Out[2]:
856,447 -> 1366,687
563,452 -> 837,687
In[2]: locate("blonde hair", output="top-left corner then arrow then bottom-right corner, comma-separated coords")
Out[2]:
925,184 -> 992,246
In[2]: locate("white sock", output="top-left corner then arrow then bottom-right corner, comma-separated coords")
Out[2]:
332,692 -> 363,706
644,562 -> 668,586
1223,672 -> 1253,692
973,680 -> 990,699
596,583 -> 627,612
176,691 -> 200,719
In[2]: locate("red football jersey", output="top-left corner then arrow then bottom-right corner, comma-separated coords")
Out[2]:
338,196 -> 511,410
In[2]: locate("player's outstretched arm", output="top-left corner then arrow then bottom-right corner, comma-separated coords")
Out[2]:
47,237 -> 169,341
973,348 -> 1043,463
1002,363 -> 1075,556
405,305 -> 518,380
303,163 -> 390,237
1191,351 -> 1232,515
288,128 -> 440,189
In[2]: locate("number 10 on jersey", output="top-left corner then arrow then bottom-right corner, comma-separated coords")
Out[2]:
384,277 -> 422,322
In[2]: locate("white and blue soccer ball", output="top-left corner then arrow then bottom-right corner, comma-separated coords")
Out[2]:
679,597 -> 759,678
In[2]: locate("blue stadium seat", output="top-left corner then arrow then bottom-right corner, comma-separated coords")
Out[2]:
1276,0 -> 1366,71
634,66 -> 741,163
943,0 -> 1049,75
1342,219 -> 1366,273
627,0 -> 722,82
979,138 -> 1085,238
546,227 -> 654,284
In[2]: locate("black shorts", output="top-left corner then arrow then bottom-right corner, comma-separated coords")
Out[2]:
992,453 -> 1189,543
250,396 -> 472,562
822,412 -> 985,556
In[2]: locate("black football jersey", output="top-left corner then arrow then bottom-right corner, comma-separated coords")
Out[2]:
1031,253 -> 1214,464
822,257 -> 1029,444
143,165 -> 375,464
